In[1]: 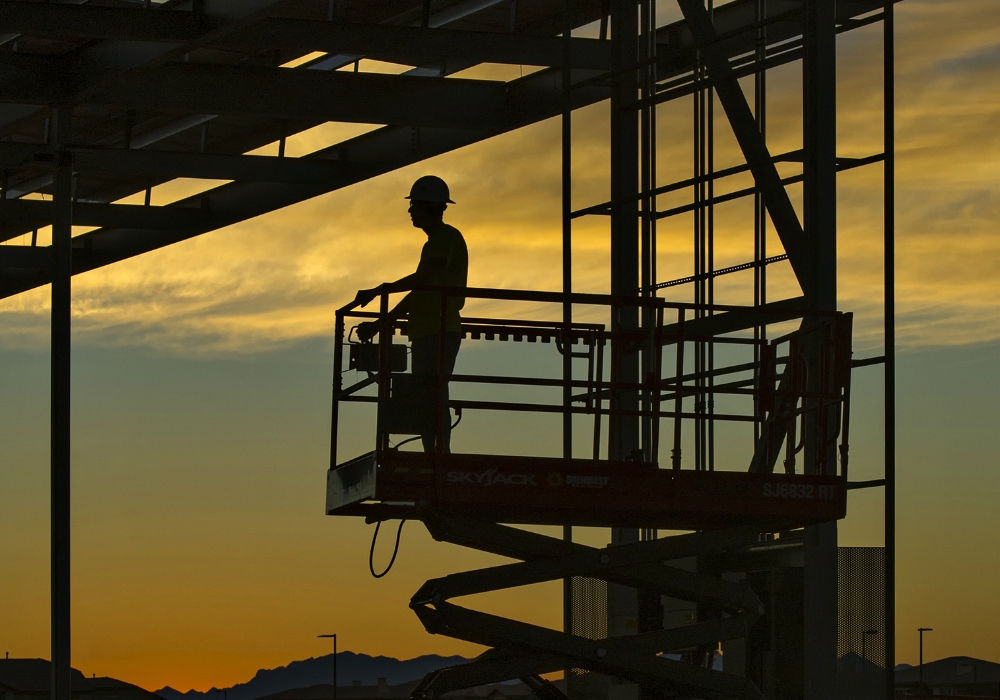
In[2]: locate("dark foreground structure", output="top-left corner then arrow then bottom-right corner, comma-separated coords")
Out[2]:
0,1 -> 899,699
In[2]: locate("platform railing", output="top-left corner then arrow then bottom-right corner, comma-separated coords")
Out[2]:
330,285 -> 852,479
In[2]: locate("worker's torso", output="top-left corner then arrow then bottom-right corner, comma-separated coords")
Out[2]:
408,223 -> 468,341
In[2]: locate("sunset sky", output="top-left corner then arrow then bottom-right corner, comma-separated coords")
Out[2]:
1,0 -> 998,693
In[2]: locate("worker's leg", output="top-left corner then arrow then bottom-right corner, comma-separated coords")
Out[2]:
411,332 -> 462,452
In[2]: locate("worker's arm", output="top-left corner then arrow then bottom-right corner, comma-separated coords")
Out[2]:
355,256 -> 446,306
355,257 -> 447,340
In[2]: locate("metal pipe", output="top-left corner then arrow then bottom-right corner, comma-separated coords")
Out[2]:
918,628 -> 933,689
593,334 -> 605,460
884,2 -> 896,697
672,310 -> 685,470
331,313 -> 345,469
377,291 -> 392,454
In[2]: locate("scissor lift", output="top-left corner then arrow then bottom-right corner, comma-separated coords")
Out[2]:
327,286 -> 852,700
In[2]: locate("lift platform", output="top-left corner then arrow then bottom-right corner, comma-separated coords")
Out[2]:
327,450 -> 845,531
327,285 -> 854,700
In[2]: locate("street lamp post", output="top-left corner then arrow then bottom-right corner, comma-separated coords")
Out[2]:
861,629 -> 878,672
318,634 -> 337,700
918,628 -> 933,692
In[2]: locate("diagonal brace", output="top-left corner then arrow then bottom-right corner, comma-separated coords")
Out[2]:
675,0 -> 809,288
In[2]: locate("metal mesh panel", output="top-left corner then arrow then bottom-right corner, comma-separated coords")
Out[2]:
568,576 -> 609,700
837,547 -> 886,700
571,576 -> 608,641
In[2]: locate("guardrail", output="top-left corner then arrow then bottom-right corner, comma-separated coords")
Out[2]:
330,285 -> 852,480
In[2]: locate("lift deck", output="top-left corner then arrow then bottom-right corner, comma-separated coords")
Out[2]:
327,450 -> 845,531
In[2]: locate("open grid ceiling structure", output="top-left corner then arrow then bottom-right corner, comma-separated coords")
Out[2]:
0,1 -> 897,700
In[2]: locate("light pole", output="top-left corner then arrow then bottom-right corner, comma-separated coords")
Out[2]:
918,627 -> 933,692
861,629 -> 878,672
318,634 -> 337,700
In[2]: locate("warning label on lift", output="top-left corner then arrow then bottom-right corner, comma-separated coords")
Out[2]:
762,482 -> 839,500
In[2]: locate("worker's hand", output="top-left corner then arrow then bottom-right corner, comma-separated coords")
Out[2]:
357,321 -> 378,342
353,285 -> 383,308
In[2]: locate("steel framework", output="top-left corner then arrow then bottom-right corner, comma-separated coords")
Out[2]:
0,1 -> 897,700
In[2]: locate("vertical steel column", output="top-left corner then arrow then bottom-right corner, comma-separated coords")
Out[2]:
50,107 -> 73,700
753,0 -> 768,444
801,2 -> 838,700
609,0 -> 639,461
883,2 -> 896,698
608,1 -> 641,697
639,0 -> 652,459
562,2 -> 574,461
706,0 -> 716,473
561,0 -> 575,648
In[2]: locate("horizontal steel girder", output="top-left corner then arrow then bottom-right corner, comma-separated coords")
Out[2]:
1,2 -> 612,71
0,1 -> 222,42
0,199 -> 220,237
0,144 -> 346,185
222,20 -> 613,69
5,63 -> 514,129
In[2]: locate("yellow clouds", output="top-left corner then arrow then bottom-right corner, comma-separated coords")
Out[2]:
0,0 -> 997,354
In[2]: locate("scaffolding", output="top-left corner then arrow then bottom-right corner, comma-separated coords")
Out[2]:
0,1 -> 897,699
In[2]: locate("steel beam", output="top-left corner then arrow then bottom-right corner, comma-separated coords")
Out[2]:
223,19 -> 614,69
609,0 -> 640,461
0,200 -> 219,236
0,2 -> 611,69
3,62 -> 513,130
607,5 -> 642,694
801,2 -> 839,699
0,145 -> 346,185
0,1 -> 221,42
657,296 -> 807,341
50,107 -> 72,700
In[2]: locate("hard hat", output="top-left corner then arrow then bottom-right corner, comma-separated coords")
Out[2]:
405,175 -> 455,204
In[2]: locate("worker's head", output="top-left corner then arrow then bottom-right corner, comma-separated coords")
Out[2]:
405,175 -> 453,230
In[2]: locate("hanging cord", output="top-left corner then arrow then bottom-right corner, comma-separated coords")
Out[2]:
369,519 -> 406,578
389,408 -> 463,450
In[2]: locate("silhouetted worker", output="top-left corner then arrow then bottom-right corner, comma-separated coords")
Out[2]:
355,175 -> 468,453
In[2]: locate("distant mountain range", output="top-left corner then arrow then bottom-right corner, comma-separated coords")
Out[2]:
154,652 -> 469,700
